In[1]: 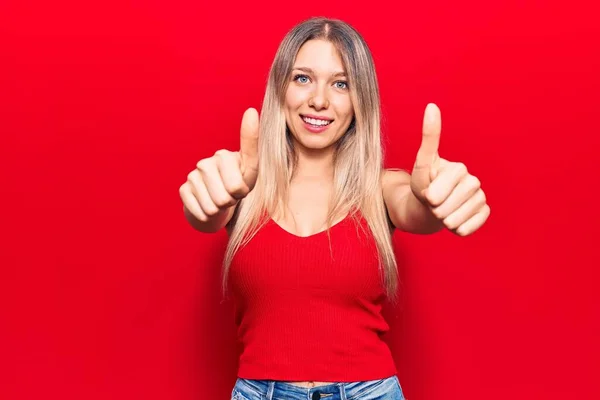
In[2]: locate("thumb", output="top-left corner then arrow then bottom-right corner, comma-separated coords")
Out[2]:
415,103 -> 442,179
239,107 -> 260,186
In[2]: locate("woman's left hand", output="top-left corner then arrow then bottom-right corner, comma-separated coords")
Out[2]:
410,103 -> 491,236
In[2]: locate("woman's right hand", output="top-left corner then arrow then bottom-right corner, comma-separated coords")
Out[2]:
179,108 -> 260,224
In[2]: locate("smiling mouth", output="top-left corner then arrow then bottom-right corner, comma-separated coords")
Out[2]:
300,115 -> 333,127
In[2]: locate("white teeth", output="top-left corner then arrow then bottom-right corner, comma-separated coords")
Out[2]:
302,116 -> 332,126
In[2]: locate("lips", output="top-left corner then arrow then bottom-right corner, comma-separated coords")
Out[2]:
300,114 -> 333,133
300,114 -> 334,126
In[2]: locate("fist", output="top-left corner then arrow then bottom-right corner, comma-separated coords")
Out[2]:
411,103 -> 490,236
179,108 -> 260,222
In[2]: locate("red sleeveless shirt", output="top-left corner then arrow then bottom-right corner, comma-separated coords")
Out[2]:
228,212 -> 397,382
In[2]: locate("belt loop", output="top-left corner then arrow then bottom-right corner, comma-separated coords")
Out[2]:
266,381 -> 275,400
339,383 -> 347,400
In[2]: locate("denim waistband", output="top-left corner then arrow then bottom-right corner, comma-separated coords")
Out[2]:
233,375 -> 402,400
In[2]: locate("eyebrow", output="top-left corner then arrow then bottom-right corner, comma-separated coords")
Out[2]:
293,66 -> 347,78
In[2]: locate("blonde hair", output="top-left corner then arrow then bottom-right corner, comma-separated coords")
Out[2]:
223,17 -> 399,303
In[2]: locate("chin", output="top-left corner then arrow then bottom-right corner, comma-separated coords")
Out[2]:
298,138 -> 339,153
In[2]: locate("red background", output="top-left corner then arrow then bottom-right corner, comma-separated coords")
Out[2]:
1,1 -> 598,399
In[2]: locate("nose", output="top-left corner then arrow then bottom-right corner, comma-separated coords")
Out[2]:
308,84 -> 329,110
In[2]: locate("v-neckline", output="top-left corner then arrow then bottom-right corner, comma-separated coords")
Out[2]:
270,215 -> 350,239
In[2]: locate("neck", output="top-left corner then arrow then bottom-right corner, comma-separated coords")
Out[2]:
291,143 -> 335,182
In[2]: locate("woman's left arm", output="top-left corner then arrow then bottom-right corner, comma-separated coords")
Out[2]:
382,103 -> 491,236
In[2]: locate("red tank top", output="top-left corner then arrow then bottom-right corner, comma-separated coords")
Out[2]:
228,212 -> 397,382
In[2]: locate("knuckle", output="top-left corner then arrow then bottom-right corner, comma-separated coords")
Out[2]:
203,205 -> 219,216
469,175 -> 481,188
180,186 -> 192,202
444,217 -> 458,230
455,225 -> 468,236
444,217 -> 461,230
213,195 -> 234,209
428,195 -> 442,207
196,158 -> 213,171
214,149 -> 231,157
456,162 -> 468,174
483,204 -> 491,215
196,212 -> 209,223
424,190 -> 436,204
179,182 -> 188,195
432,207 -> 446,219
212,198 -> 227,208
478,189 -> 487,204
224,181 -> 249,198
187,169 -> 199,182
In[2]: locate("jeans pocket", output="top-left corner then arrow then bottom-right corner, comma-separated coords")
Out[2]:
231,379 -> 263,400
232,388 -> 253,400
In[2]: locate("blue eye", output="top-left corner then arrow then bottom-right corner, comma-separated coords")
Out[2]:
294,74 -> 310,84
334,81 -> 348,89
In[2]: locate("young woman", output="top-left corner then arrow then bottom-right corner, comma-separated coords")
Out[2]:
179,17 -> 490,400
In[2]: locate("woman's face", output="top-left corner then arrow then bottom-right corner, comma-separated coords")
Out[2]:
284,39 -> 354,153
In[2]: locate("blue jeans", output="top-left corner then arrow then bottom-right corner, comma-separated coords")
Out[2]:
231,376 -> 405,400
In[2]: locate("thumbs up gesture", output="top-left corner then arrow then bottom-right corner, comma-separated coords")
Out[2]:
410,103 -> 490,236
180,108 -> 260,223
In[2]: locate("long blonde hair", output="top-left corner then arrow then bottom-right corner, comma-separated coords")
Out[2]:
223,17 -> 399,303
